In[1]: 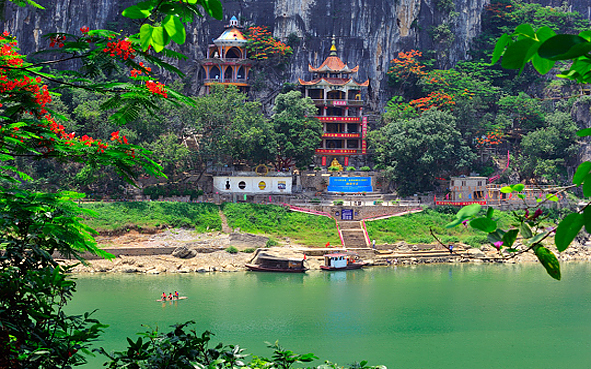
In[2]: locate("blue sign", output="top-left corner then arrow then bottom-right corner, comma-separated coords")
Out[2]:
341,209 -> 353,220
327,177 -> 373,193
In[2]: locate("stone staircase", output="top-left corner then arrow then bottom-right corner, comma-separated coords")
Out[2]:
338,221 -> 369,248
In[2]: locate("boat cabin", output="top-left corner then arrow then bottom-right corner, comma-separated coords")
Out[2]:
324,253 -> 348,269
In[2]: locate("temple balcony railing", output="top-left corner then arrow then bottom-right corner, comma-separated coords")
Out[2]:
315,148 -> 366,155
310,99 -> 364,107
314,116 -> 362,123
201,58 -> 253,64
204,78 -> 249,84
322,132 -> 361,138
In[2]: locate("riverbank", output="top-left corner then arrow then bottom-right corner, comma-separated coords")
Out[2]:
58,228 -> 591,274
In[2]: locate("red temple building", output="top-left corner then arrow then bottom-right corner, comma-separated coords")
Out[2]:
200,16 -> 252,93
298,36 -> 369,168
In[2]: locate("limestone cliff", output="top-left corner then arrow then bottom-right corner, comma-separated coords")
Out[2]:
2,0 -> 590,110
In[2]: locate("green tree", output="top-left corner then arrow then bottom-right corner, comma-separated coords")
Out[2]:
269,91 -> 322,171
0,0 -> 221,366
447,23 -> 591,280
145,133 -> 192,181
371,109 -> 476,196
190,84 -> 272,176
517,111 -> 578,183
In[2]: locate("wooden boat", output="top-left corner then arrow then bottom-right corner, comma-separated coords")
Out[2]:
156,296 -> 188,302
320,252 -> 367,271
245,248 -> 307,273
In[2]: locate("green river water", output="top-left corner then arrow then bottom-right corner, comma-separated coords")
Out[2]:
69,263 -> 591,369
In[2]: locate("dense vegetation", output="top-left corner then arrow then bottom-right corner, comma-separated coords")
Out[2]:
81,202 -> 222,232
365,207 -> 563,247
371,0 -> 590,196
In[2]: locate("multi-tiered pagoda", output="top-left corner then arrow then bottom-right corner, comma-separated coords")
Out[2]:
298,37 -> 369,168
200,16 -> 252,93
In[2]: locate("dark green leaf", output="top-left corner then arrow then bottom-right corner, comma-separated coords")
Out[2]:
528,231 -> 548,245
539,34 -> 589,60
487,229 -> 506,244
583,207 -> 591,234
486,207 -> 494,219
490,33 -> 511,65
573,162 -> 591,185
534,245 -> 561,280
583,174 -> 591,197
532,53 -> 555,74
502,38 -> 536,70
520,222 -> 533,239
502,229 -> 519,248
577,128 -> 591,137
469,217 -> 497,233
555,213 -> 584,252
202,0 -> 223,20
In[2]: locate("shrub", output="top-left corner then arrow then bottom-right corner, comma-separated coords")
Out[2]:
328,166 -> 340,172
346,166 -> 356,171
408,236 -> 434,244
241,247 -> 256,253
310,198 -> 321,204
225,246 -> 239,254
375,199 -> 384,205
266,239 -> 278,247
333,200 -> 344,206
462,235 -> 489,247
314,166 -> 322,171
360,166 -> 371,171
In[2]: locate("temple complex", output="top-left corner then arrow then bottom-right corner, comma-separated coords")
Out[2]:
200,16 -> 252,93
298,36 -> 369,168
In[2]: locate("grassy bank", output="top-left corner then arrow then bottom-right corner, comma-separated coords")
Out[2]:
81,202 -> 222,233
365,207 -> 520,247
221,203 -> 341,246
81,202 -> 341,246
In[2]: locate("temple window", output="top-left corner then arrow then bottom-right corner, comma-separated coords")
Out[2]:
226,47 -> 241,59
224,66 -> 233,81
347,140 -> 359,149
210,66 -> 221,80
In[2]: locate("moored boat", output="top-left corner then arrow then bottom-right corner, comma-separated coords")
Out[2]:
245,248 -> 307,273
320,252 -> 366,271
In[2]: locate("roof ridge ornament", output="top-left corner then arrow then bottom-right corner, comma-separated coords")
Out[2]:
330,34 -> 337,56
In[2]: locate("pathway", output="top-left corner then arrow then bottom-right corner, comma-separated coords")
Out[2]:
219,210 -> 232,233
338,220 -> 369,248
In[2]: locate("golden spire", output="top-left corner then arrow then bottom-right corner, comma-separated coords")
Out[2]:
330,34 -> 337,56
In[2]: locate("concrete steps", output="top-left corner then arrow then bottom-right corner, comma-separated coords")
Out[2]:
338,220 -> 369,248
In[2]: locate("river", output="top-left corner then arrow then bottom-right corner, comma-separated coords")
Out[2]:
68,263 -> 591,368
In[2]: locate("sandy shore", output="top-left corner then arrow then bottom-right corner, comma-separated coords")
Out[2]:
58,228 -> 591,274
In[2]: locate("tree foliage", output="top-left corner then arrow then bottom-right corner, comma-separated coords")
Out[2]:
371,110 -> 475,196
190,84 -> 272,172
270,90 -> 322,171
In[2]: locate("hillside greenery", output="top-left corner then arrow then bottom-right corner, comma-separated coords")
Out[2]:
221,203 -> 341,246
81,202 -> 222,232
80,202 -> 341,246
365,207 -> 562,247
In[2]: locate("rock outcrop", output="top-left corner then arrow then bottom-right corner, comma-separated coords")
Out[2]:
4,1 -> 590,110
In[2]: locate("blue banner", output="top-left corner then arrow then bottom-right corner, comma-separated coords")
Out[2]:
327,177 -> 373,192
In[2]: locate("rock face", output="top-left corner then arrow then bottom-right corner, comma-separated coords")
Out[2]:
3,0 -> 590,110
